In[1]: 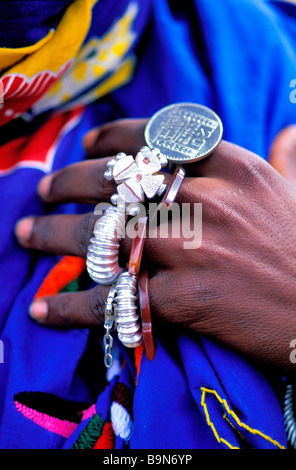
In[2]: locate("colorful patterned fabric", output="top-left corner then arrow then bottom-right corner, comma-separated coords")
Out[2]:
0,0 -> 295,449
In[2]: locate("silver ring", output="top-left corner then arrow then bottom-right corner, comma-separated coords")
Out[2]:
91,146 -> 169,358
86,204 -> 126,285
104,146 -> 168,204
114,271 -> 143,348
87,146 -> 167,286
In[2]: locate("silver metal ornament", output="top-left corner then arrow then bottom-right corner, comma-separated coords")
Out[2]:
145,102 -> 223,164
114,271 -> 143,348
86,205 -> 126,285
110,146 -> 167,204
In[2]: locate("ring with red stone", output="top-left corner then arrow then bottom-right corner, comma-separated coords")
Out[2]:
104,146 -> 168,205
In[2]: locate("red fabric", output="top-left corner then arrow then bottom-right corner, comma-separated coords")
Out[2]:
0,108 -> 83,175
0,62 -> 70,127
93,422 -> 115,449
34,255 -> 86,299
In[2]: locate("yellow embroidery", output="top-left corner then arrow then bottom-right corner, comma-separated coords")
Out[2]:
81,57 -> 135,105
200,387 -> 285,449
32,2 -> 139,115
73,62 -> 88,82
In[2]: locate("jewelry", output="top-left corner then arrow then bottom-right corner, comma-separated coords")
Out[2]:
138,270 -> 155,361
115,271 -> 143,348
100,165 -> 186,364
87,147 -> 167,286
159,166 -> 186,208
103,285 -> 117,368
132,169 -> 185,360
106,164 -> 186,362
284,384 -> 296,448
115,217 -> 147,349
86,203 -> 126,285
144,102 -> 223,164
95,102 -> 223,366
104,146 -> 168,204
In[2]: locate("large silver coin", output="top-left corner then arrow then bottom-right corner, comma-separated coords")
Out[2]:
145,102 -> 223,163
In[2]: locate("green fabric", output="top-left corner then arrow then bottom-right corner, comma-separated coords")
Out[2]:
71,414 -> 105,449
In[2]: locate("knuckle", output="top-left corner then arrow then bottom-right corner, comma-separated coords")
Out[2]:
32,217 -> 52,250
215,197 -> 238,222
149,274 -> 173,318
53,295 -> 71,326
149,273 -> 196,326
88,286 -> 106,324
235,156 -> 269,189
77,213 -> 99,257
91,158 -> 117,199
46,174 -> 64,201
242,158 -> 261,180
209,195 -> 247,232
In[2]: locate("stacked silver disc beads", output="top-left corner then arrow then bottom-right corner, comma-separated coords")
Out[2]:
114,271 -> 143,348
86,204 -> 126,285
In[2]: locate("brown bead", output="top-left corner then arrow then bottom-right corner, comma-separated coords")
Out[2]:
160,166 -> 186,208
128,216 -> 147,276
138,270 -> 156,361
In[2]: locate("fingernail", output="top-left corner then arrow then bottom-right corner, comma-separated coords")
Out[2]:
29,300 -> 48,321
38,174 -> 53,199
83,128 -> 101,152
14,217 -> 34,244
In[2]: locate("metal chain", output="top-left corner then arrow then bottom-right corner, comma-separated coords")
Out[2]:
103,325 -> 114,368
103,284 -> 117,368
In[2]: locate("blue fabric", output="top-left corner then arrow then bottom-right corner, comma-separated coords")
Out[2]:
0,1 -> 74,48
0,0 -> 295,448
131,331 -> 286,449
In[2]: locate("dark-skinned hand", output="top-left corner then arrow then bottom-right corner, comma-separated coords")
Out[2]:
15,119 -> 296,374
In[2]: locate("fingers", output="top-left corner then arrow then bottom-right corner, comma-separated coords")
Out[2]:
29,285 -> 110,327
81,120 -> 250,183
83,118 -> 148,157
37,118 -> 162,204
188,140 -> 229,177
29,271 -> 162,330
148,267 -> 228,334
27,264 -> 212,331
82,121 -> 260,184
38,158 -> 118,204
38,158 -> 172,205
39,117 -> 237,205
81,120 -> 256,185
15,213 -> 99,258
28,270 -> 179,332
14,211 -> 176,267
38,122 -> 268,205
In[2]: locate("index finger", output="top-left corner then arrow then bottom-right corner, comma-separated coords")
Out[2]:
84,118 -> 148,157
38,119 -> 148,203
